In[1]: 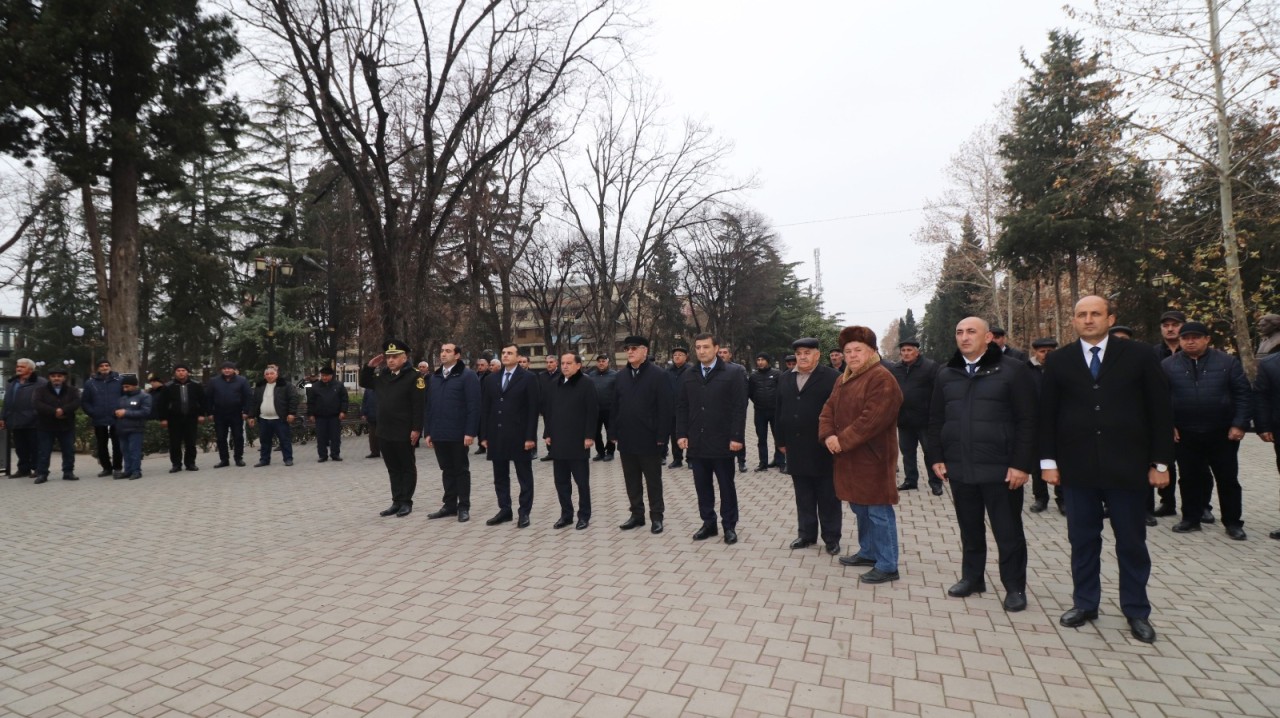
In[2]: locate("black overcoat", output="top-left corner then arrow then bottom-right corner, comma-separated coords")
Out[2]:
480,366 -> 540,460
674,359 -> 748,459
543,372 -> 598,460
611,361 -> 673,456
774,365 -> 839,476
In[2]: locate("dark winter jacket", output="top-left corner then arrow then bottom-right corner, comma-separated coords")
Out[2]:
158,379 -> 207,420
205,373 -> 253,417
586,367 -> 618,409
147,385 -> 165,420
306,378 -> 349,418
81,371 -> 123,426
423,362 -> 480,442
775,365 -> 839,476
1155,342 -> 1180,361
927,343 -> 1038,484
360,365 -> 425,441
34,382 -> 82,432
115,389 -> 153,434
542,371 -> 599,460
479,366 -> 539,460
1161,348 -> 1252,433
1254,353 -> 1280,434
1,374 -> 47,429
611,361 -> 674,456
675,359 -> 748,459
748,367 -> 782,414
248,381 -> 300,420
360,387 -> 378,422
888,356 -> 940,428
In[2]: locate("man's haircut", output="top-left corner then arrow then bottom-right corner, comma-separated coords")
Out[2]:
692,332 -> 719,345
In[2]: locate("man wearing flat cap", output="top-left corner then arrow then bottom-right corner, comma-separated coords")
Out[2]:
889,338 -> 942,495
748,352 -> 784,472
205,360 -> 252,468
307,366 -> 349,463
1161,322 -> 1252,539
1155,310 -> 1186,361
990,327 -> 1028,362
776,337 -> 842,553
158,363 -> 207,473
33,365 -> 82,484
612,336 -> 673,533
1027,337 -> 1062,514
361,340 -> 427,518
586,354 -> 618,461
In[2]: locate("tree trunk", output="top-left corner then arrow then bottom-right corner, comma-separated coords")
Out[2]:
1033,279 -> 1042,337
1207,0 -> 1258,378
1052,270 -> 1063,340
105,157 -> 141,374
1068,248 -> 1080,305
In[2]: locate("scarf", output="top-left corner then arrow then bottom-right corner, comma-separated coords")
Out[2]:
840,353 -> 881,384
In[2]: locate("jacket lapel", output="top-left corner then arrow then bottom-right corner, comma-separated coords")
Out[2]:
1097,339 -> 1124,382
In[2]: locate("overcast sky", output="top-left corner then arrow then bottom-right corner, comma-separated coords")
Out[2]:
637,0 -> 1082,334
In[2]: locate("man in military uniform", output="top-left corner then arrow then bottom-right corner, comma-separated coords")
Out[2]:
361,340 -> 426,517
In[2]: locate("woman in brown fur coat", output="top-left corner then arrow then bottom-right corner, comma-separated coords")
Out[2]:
818,326 -> 905,583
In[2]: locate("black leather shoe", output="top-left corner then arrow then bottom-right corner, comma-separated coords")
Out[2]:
737,462 -> 748,472
1145,513 -> 1158,527
33,475 -> 48,484
754,464 -> 769,472
603,454 -> 614,462
825,542 -> 840,556
692,524 -> 718,541
213,461 -> 229,469
1057,502 -> 1066,515
1269,529 -> 1280,540
186,465 -> 198,471
723,529 -> 738,544
839,554 -> 875,567
427,508 -> 457,519
1225,525 -> 1247,540
98,469 -> 115,477
1029,499 -> 1048,513
331,456 -> 343,462
486,511 -> 513,526
651,520 -> 664,534
790,538 -> 816,550
619,516 -> 645,530
1202,508 -> 1215,524
457,510 -> 469,522
517,514 -> 530,528
575,519 -> 589,530
554,517 -> 573,529
592,455 -> 605,462
948,579 -> 986,597
667,460 -> 682,469
1153,504 -> 1177,517
11,470 -> 31,478
1003,591 -> 1027,612
1059,608 -> 1099,627
365,453 -> 379,459
896,482 -> 918,491
396,504 -> 412,517
114,472 -> 128,480
1172,520 -> 1201,533
253,461 -> 270,467
62,473 -> 79,481
317,457 -> 329,463
283,460 -> 292,467
127,472 -> 142,480
1128,617 -> 1156,643
169,466 -> 183,473
932,485 -> 944,496
235,459 -> 246,467
379,504 -> 401,517
540,455 -> 553,462
860,569 -> 899,584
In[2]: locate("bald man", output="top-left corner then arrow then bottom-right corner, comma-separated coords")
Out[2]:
1039,296 -> 1174,644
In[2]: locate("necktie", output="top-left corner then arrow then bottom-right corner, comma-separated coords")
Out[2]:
968,364 -> 977,376
1089,347 -> 1101,379
502,372 -> 510,391
702,366 -> 710,378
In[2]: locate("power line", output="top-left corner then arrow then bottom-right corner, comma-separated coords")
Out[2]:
774,206 -> 929,228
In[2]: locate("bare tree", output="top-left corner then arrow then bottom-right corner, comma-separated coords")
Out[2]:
1081,0 -> 1280,375
238,0 -> 629,350
556,84 -> 744,357
678,210 -> 780,350
511,230 -> 582,358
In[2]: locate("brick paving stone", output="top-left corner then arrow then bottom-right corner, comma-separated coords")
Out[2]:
3,428 -> 1279,716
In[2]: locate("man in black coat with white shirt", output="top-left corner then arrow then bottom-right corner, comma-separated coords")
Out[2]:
543,352 -> 598,529
480,343 -> 540,527
1040,296 -> 1174,644
775,337 -> 841,554
612,336 -> 672,534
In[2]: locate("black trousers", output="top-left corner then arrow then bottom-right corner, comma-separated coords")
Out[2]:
167,416 -> 200,468
1063,485 -> 1150,619
314,416 -> 342,459
669,436 -> 684,464
379,437 -> 416,505
494,458 -> 535,516
553,459 -> 591,520
1031,466 -> 1062,504
11,427 -> 37,474
1176,430 -> 1242,527
213,414 -> 245,462
754,411 -> 783,467
951,481 -> 1027,592
620,453 -> 664,521
897,425 -> 941,489
791,472 -> 842,544
1154,459 -> 1178,510
367,422 -> 380,456
690,457 -> 738,529
94,424 -> 121,471
433,441 -> 471,511
593,410 -> 614,456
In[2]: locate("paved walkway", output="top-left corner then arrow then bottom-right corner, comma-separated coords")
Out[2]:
2,430 -> 1278,718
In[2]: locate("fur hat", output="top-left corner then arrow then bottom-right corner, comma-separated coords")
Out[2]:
837,326 -> 878,351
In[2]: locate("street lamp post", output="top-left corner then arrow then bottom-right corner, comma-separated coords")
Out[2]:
254,257 -> 294,364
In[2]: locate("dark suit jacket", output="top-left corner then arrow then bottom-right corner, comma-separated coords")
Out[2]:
543,372 -> 598,460
775,365 -> 839,476
1039,337 -> 1175,491
480,366 -> 539,460
675,359 -> 748,459
611,361 -> 674,456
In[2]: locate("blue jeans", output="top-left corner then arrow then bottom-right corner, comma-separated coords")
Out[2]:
37,429 -> 76,476
121,432 -> 144,475
258,418 -> 293,463
849,503 -> 899,573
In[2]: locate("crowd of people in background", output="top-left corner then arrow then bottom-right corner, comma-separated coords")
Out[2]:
5,301 -> 1280,645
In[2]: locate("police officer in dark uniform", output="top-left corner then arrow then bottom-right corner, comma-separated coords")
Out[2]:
360,340 -> 426,518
